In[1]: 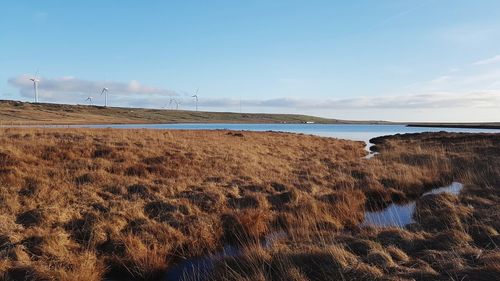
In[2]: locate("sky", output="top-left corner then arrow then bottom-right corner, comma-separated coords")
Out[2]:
1,0 -> 500,122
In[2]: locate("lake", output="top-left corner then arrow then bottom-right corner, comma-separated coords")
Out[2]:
58,123 -> 500,143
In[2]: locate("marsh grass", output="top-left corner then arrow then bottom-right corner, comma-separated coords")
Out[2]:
0,129 -> 498,280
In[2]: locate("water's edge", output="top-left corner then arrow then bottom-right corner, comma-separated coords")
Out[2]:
362,182 -> 464,228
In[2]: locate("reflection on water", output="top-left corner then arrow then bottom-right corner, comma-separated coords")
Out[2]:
164,245 -> 239,281
363,202 -> 417,228
362,182 -> 463,228
423,182 -> 463,196
164,231 -> 286,281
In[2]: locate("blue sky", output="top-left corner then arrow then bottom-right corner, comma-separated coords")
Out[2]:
1,0 -> 500,121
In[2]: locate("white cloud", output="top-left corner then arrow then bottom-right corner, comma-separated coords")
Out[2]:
8,74 -> 178,103
198,91 -> 500,110
473,55 -> 500,65
6,75 -> 500,119
411,61 -> 500,94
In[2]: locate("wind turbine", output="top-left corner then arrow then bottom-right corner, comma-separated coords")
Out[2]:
169,98 -> 179,110
191,88 -> 199,111
86,96 -> 93,105
100,87 -> 109,107
29,70 -> 40,103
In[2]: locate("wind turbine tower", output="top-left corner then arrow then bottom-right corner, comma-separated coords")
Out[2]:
86,96 -> 93,105
29,71 -> 40,103
192,88 -> 199,111
169,98 -> 180,110
100,87 -> 109,107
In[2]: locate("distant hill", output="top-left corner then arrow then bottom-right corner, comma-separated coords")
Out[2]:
2,100 -> 497,128
0,100 -> 390,125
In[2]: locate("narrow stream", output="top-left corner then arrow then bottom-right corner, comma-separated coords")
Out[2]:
362,182 -> 464,228
363,142 -> 379,159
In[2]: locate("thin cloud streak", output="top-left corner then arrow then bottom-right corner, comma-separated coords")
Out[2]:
473,55 -> 500,65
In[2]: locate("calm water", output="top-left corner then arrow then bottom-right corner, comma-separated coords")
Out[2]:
362,182 -> 464,228
56,123 -> 500,144
164,245 -> 239,281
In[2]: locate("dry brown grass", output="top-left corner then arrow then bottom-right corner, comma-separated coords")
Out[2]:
0,128 -> 498,280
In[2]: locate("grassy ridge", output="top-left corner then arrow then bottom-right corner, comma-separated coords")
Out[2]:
0,100 -> 378,125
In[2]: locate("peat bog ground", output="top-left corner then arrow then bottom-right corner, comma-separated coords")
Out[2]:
0,129 -> 498,281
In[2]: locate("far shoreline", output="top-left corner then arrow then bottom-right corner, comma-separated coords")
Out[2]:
407,123 -> 500,130
1,100 -> 499,129
2,121 -> 500,131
